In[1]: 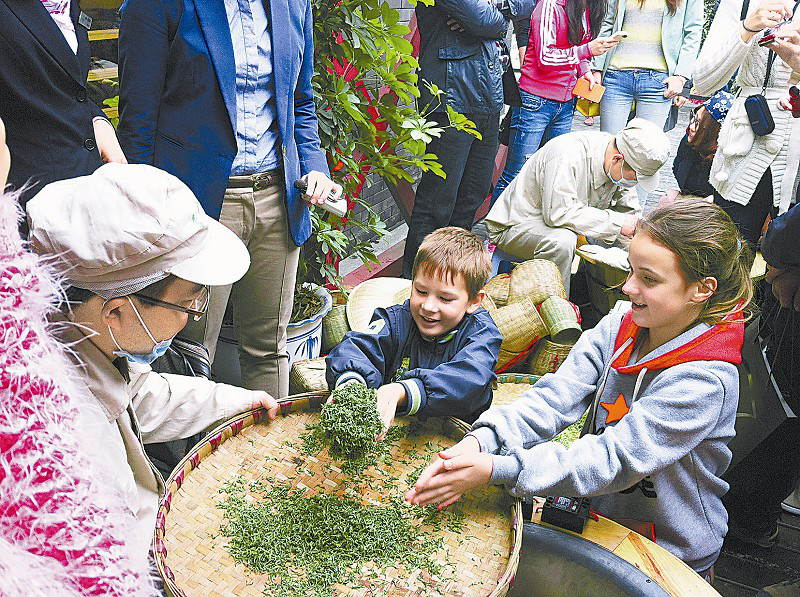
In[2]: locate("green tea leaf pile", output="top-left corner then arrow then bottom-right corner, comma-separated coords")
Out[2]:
302,383 -> 384,474
219,479 -> 461,597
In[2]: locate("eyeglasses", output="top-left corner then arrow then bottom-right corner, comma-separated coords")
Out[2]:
132,286 -> 210,321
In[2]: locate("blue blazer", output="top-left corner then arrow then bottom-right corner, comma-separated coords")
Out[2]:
117,0 -> 329,246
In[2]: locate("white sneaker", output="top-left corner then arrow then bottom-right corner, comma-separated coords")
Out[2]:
782,487 -> 800,516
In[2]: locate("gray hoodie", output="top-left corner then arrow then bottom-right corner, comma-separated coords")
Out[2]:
471,302 -> 743,571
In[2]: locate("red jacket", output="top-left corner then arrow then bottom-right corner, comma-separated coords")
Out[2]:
518,0 -> 592,102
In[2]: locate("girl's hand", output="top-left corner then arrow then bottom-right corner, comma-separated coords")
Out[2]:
663,75 -> 686,99
251,391 -> 280,420
405,435 -> 483,505
672,95 -> 688,108
741,0 -> 794,40
588,37 -> 618,57
769,22 -> 800,72
405,450 -> 493,508
93,118 -> 127,164
580,71 -> 603,91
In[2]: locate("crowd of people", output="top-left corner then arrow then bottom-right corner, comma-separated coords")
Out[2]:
1,0 -> 800,594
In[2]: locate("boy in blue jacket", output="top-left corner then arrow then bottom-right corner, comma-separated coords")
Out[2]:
326,227 -> 502,432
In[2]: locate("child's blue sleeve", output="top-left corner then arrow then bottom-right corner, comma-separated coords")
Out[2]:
398,315 -> 502,421
325,308 -> 398,389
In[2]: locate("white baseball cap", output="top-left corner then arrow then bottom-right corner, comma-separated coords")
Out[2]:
27,163 -> 249,298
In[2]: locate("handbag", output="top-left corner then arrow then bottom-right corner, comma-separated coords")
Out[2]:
575,97 -> 601,118
150,335 -> 212,378
744,46 -> 777,136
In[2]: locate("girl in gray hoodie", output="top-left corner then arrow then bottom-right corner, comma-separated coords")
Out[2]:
406,200 -> 754,573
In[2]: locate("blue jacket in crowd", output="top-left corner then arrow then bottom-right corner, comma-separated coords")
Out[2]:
326,302 -> 502,423
117,0 -> 329,246
415,0 -> 533,115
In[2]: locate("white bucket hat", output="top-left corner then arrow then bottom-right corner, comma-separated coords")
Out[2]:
26,163 -> 249,298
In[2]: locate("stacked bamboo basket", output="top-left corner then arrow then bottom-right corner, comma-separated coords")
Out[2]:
482,260 -> 582,376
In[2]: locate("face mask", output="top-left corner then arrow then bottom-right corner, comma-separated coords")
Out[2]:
108,297 -> 174,365
606,156 -> 638,189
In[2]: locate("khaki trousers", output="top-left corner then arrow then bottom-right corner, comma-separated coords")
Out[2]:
186,181 -> 299,399
487,218 -> 577,296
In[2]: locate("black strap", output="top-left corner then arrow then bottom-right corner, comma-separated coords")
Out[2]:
740,0 -> 749,21
762,50 -> 777,94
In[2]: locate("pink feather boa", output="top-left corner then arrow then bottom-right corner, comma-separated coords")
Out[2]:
0,192 -> 157,596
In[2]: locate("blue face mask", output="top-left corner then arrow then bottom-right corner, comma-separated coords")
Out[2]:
108,297 -> 174,365
606,156 -> 638,189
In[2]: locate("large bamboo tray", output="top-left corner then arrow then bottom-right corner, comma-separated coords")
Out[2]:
154,391 -> 523,596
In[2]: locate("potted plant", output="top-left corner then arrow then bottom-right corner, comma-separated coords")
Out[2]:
287,283 -> 333,367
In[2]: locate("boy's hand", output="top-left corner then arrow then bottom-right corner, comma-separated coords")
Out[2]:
251,391 -> 280,420
405,435 -> 486,507
376,383 -> 407,440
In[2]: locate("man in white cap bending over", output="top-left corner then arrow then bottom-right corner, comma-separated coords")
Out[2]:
485,118 -> 670,295
26,163 -> 280,567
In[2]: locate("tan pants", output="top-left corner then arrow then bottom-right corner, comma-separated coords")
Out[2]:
186,181 -> 299,399
487,218 -> 577,296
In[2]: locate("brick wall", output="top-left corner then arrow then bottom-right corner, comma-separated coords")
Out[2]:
345,0 -> 418,245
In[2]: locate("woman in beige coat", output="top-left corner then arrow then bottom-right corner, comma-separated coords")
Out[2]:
693,0 -> 799,246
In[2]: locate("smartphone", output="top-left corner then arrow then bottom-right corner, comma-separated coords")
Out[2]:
758,19 -> 791,46
294,179 -> 347,217
611,31 -> 629,42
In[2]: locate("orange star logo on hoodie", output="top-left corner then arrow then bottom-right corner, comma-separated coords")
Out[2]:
600,393 -> 630,424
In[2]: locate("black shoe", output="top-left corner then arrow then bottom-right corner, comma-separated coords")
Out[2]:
727,520 -> 779,548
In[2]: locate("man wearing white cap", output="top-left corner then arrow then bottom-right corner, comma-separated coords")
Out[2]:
485,118 -> 670,295
26,163 -> 280,565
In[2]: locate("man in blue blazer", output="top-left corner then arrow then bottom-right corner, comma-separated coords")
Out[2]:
118,0 -> 341,400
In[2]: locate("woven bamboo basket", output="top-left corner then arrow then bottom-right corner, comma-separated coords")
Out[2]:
154,392 -> 523,597
493,373 -> 541,407
484,274 -> 511,307
321,304 -> 349,353
539,296 -> 582,345
490,298 -> 548,353
481,293 -> 498,312
507,260 -> 567,305
288,357 -> 328,394
528,338 -> 576,376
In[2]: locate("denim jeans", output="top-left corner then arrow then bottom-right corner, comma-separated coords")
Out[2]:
403,111 -> 500,277
599,69 -> 673,134
599,69 -> 673,203
491,90 -> 574,205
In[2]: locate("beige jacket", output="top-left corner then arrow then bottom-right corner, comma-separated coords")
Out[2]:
692,0 -> 799,211
56,316 -> 254,566
486,131 -> 640,243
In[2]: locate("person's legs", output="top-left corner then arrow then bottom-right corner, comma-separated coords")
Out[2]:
491,92 -> 559,205
630,70 -> 673,128
539,98 -> 574,147
630,70 -> 673,205
489,218 -> 577,295
232,182 -> 299,399
403,112 -> 476,277
714,169 -> 774,248
449,112 -> 500,231
183,188 -> 250,364
600,69 -> 635,134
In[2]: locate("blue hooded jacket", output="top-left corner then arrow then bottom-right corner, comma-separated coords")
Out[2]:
326,301 -> 501,423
